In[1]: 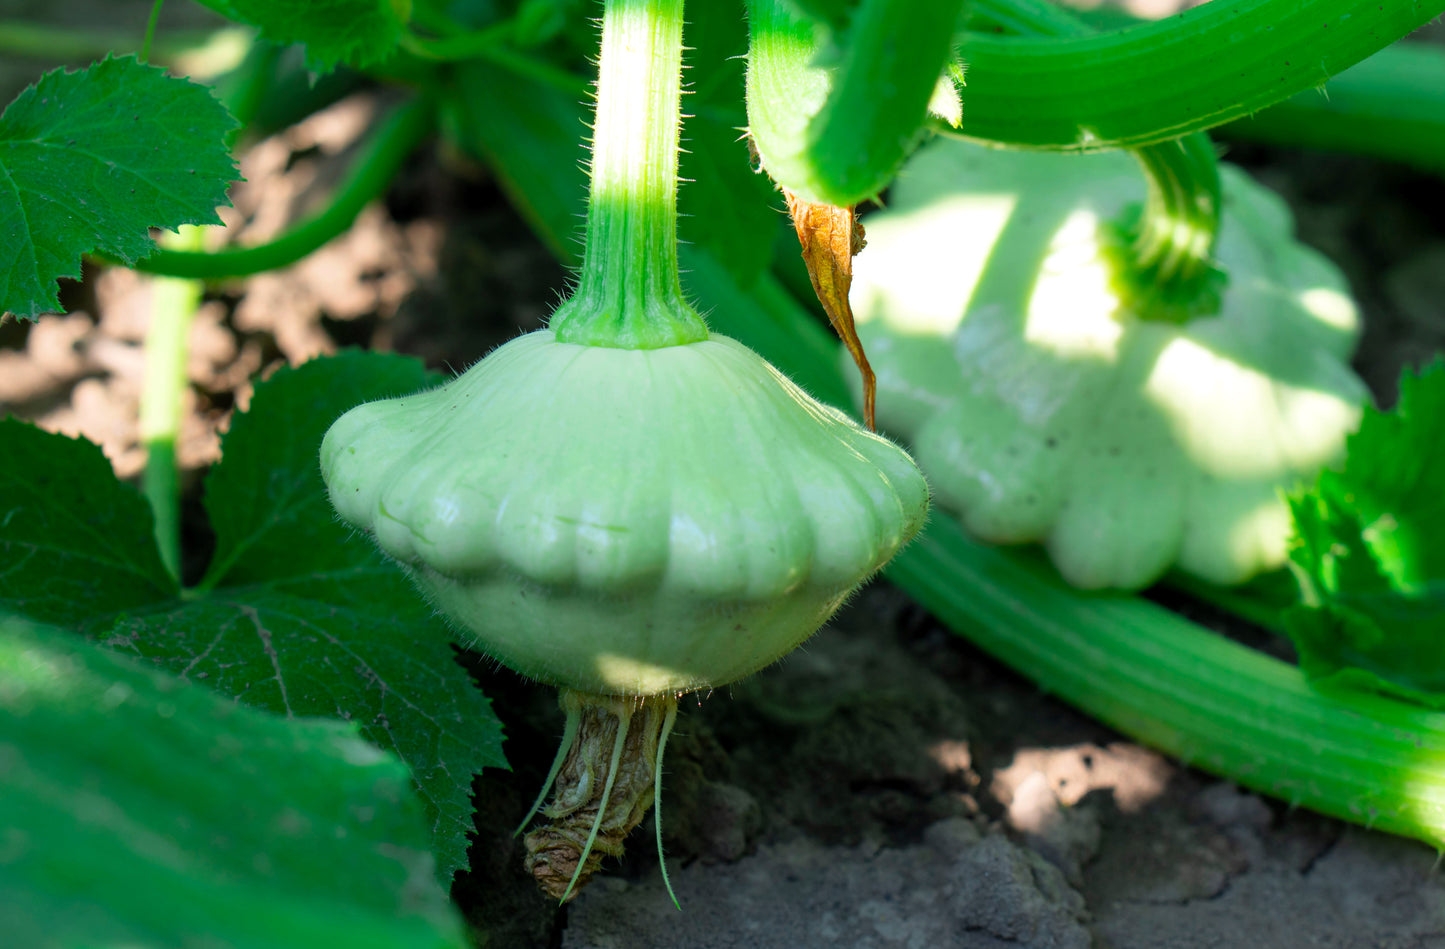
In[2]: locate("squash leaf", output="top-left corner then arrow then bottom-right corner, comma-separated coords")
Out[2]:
0,352 -> 506,882
0,615 -> 469,949
1285,359 -> 1445,706
0,56 -> 237,319
193,0 -> 409,71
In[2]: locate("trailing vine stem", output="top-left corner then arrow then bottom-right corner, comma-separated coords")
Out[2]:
124,98 -> 436,280
139,0 -> 165,64
140,225 -> 205,582
952,0 -> 1445,150
961,0 -> 1227,322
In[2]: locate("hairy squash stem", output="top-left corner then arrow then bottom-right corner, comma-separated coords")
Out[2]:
952,0 -> 1445,150
546,0 -> 707,350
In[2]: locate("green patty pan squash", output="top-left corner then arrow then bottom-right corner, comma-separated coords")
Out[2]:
322,329 -> 929,697
850,140 -> 1367,590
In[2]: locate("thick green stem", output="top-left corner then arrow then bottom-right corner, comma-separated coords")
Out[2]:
547,0 -> 708,349
1220,42 -> 1445,176
128,98 -> 435,280
1129,138 -> 1220,288
745,0 -> 966,206
140,225 -> 206,582
955,0 -> 1445,150
965,0 -> 1226,322
886,523 -> 1445,850
1107,135 -> 1227,323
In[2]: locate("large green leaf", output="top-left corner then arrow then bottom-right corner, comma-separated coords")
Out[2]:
0,56 -> 237,318
0,421 -> 177,626
194,0 -> 408,71
0,615 -> 468,949
1286,360 -> 1445,705
0,353 -> 508,882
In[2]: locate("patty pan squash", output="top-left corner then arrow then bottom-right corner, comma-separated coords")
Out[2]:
849,139 -> 1367,590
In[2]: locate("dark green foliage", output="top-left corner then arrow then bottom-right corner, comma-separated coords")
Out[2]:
0,352 -> 507,882
0,616 -> 470,949
193,0 -> 408,70
1286,361 -> 1445,705
0,57 -> 237,318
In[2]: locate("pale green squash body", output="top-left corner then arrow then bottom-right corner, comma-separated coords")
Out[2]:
850,140 -> 1367,590
323,330 -> 928,695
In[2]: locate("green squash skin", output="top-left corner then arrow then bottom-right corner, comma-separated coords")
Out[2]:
849,141 -> 1367,591
322,330 -> 928,696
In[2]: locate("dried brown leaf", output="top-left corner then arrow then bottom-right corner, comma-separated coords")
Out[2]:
784,189 -> 875,430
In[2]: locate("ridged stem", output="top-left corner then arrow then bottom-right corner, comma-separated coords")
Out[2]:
952,0 -> 1445,150
548,0 -> 708,349
965,0 -> 1226,322
1107,133 -> 1226,324
887,524 -> 1445,847
744,0 -> 965,206
1220,42 -> 1445,175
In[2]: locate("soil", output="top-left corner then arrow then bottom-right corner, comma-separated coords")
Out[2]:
4,11 -> 1445,949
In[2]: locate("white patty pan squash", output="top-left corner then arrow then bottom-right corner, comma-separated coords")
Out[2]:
849,140 -> 1368,590
322,329 -> 929,696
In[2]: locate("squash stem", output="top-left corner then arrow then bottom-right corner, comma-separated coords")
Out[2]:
548,0 -> 709,349
559,703 -> 633,904
954,0 -> 1444,150
139,225 -> 206,583
745,0 -> 966,207
522,691 -> 678,902
955,0 -> 1227,324
128,98 -> 434,280
1105,135 -> 1227,325
513,700 -> 583,837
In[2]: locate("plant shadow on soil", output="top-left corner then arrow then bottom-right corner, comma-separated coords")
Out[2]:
454,581 -> 1445,949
